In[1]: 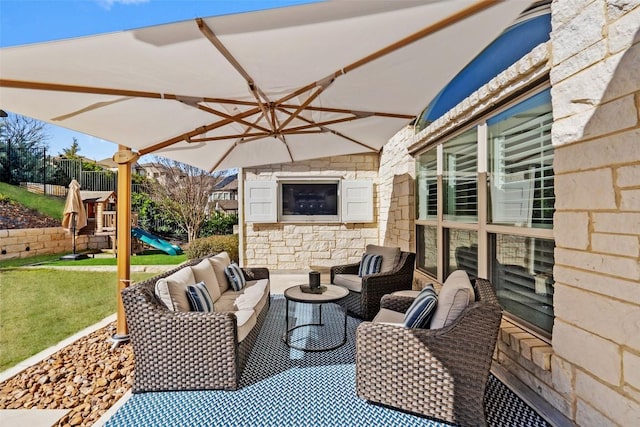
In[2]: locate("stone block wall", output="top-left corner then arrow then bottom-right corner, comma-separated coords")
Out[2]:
0,227 -> 110,260
378,126 -> 416,253
242,154 -> 380,270
550,1 -> 640,425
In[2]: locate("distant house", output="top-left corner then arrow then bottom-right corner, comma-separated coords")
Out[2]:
209,174 -> 238,214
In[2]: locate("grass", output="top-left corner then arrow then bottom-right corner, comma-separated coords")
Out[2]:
0,250 -> 187,269
0,269 -> 157,371
0,181 -> 65,220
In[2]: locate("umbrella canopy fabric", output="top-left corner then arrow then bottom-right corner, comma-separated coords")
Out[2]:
0,0 -> 527,172
61,179 -> 88,231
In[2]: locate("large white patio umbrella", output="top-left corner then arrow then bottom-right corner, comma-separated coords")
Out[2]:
0,0 -> 528,344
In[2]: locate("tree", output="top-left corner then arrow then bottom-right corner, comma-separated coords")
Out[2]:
147,157 -> 222,243
59,138 -> 81,159
0,114 -> 50,184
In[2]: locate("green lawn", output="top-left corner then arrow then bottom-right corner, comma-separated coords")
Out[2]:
0,269 -> 157,371
0,181 -> 65,220
0,250 -> 187,269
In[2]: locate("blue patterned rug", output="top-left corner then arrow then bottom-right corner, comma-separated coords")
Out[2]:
106,296 -> 550,427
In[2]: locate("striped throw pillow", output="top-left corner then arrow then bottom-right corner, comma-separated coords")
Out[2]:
403,285 -> 438,329
358,253 -> 383,277
186,281 -> 214,312
225,263 -> 246,291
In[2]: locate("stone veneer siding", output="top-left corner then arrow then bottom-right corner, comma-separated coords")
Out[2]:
404,2 -> 640,425
241,154 -> 380,270
550,1 -> 640,425
0,227 -> 110,260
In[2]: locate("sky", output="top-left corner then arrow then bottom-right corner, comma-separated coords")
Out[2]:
0,0 -> 317,162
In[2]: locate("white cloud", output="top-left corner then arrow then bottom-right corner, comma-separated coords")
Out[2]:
96,0 -> 150,11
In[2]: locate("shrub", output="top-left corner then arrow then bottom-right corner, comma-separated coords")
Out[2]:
185,234 -> 239,262
200,212 -> 238,237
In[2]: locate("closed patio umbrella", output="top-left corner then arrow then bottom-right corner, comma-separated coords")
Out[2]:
0,0 -> 529,343
61,179 -> 89,260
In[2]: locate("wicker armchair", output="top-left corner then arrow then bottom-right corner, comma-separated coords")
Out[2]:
355,278 -> 502,427
330,251 -> 415,320
121,259 -> 270,392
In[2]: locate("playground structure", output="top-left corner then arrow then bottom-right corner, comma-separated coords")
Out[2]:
78,190 -> 182,256
131,227 -> 183,255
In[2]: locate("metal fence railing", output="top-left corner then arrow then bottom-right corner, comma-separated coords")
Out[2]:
0,143 -> 122,194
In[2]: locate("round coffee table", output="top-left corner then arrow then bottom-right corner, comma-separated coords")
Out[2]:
283,284 -> 349,352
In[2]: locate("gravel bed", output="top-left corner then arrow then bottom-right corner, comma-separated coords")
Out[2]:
0,322 -> 133,426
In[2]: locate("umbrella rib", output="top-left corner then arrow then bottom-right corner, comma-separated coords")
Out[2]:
196,18 -> 275,133
343,0 -> 501,75
323,129 -> 379,152
280,104 -> 414,120
190,132 -> 271,143
277,85 -> 325,131
197,104 -> 271,133
139,106 -> 262,155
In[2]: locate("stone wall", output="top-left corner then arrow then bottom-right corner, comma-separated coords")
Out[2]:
550,1 -> 640,425
0,227 -> 110,260
378,126 -> 416,253
242,154 -> 379,270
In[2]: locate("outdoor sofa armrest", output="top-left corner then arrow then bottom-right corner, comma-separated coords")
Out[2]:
379,294 -> 415,314
242,267 -> 270,281
330,262 -> 360,280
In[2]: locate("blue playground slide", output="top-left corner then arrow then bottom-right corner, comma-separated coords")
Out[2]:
131,227 -> 183,255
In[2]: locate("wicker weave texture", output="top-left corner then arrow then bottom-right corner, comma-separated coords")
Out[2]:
331,251 -> 416,320
121,257 -> 270,392
356,279 -> 502,427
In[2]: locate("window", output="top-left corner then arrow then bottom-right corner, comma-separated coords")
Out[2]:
491,234 -> 555,334
488,90 -> 554,228
244,179 -> 373,223
443,129 -> 477,222
416,151 -> 437,220
415,87 -> 555,336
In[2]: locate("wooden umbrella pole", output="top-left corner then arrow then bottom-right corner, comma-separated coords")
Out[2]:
112,145 -> 139,348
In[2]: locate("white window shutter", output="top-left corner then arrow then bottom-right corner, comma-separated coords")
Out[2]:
341,180 -> 373,223
244,181 -> 277,222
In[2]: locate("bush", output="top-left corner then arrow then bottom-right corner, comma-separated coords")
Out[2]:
185,234 -> 239,262
200,212 -> 238,237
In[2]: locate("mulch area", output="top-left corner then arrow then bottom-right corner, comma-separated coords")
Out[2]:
0,200 -> 62,229
0,323 -> 134,427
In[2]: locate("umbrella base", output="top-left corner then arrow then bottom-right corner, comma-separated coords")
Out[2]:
111,333 -> 130,350
60,253 -> 89,260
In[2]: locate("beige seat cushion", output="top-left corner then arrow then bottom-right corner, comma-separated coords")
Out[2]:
234,310 -> 257,343
365,244 -> 401,273
430,270 -> 475,329
333,274 -> 362,293
208,252 -> 232,293
191,258 -> 221,302
155,267 -> 197,312
372,308 -> 405,325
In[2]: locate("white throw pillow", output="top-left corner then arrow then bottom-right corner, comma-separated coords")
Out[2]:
429,270 -> 475,329
365,244 -> 401,273
154,267 -> 197,312
191,258 -> 221,302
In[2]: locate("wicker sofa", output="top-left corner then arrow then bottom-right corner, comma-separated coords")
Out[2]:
330,246 -> 415,320
355,277 -> 502,426
121,252 -> 270,392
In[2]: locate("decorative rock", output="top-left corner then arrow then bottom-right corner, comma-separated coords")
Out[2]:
0,322 -> 134,426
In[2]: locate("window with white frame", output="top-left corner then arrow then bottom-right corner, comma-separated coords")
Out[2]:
244,178 -> 373,223
415,86 -> 555,337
